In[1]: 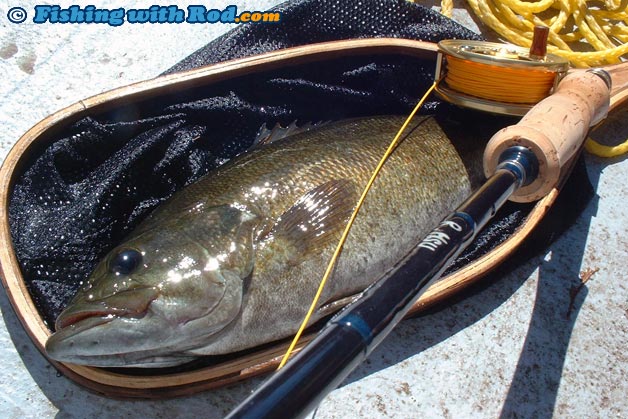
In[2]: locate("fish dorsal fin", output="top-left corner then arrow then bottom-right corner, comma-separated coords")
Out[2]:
269,179 -> 358,264
253,121 -> 327,147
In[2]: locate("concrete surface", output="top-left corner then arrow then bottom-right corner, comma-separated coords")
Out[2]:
1,1 -> 627,418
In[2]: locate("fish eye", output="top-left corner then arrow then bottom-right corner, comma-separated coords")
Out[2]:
109,249 -> 142,275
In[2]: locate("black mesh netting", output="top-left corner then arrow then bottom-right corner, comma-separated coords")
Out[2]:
8,0 -> 592,331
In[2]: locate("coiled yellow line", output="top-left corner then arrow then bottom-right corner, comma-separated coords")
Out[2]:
461,0 -> 628,68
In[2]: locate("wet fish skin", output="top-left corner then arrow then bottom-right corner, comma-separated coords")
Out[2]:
45,115 -> 482,367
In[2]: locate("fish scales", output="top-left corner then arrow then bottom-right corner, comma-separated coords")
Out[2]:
46,115 -> 483,367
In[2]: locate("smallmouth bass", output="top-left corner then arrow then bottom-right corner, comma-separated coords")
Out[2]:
45,115 -> 484,367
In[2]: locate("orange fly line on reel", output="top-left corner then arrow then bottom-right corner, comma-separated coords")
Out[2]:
443,55 -> 558,104
434,36 -> 570,116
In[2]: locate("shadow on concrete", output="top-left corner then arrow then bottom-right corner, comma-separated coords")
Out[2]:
498,197 -> 598,417
338,156 -> 598,418
497,155 -> 603,418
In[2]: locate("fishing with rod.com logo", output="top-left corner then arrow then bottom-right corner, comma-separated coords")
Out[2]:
6,4 -> 281,26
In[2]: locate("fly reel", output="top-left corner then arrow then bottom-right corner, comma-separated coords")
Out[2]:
435,29 -> 570,115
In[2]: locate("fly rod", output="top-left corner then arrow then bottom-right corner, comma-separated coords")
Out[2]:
224,33 -> 620,415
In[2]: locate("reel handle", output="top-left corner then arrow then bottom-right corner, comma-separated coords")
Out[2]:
483,70 -> 611,202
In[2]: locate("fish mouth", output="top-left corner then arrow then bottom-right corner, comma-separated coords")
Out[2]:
45,314 -> 189,367
45,274 -> 244,367
45,315 -> 115,363
45,287 -> 165,365
49,315 -> 115,343
55,308 -> 119,330
54,286 -> 160,330
45,320 -> 196,368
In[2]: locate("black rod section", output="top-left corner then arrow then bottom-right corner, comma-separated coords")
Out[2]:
226,146 -> 538,419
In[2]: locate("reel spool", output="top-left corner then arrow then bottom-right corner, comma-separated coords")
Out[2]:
435,35 -> 570,115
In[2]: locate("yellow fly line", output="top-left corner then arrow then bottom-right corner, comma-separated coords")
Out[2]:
277,81 -> 438,369
585,134 -> 628,157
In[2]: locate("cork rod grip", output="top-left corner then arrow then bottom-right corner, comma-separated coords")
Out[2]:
483,70 -> 611,203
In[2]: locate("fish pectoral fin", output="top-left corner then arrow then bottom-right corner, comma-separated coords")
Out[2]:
271,179 -> 358,263
316,292 -> 363,318
253,121 -> 329,148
